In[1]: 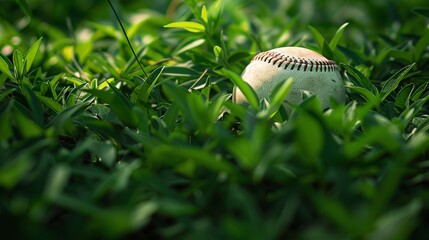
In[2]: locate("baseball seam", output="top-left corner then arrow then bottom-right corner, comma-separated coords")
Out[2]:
252,51 -> 338,72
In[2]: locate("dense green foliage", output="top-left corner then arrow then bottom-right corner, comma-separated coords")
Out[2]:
1,0 -> 429,239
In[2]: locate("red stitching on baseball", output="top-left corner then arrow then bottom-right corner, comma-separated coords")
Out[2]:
251,51 -> 337,72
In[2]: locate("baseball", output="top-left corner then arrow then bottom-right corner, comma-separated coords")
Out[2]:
233,47 -> 345,113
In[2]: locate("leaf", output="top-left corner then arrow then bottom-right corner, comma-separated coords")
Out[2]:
329,22 -> 349,50
150,145 -> 234,175
0,155 -> 32,189
90,141 -> 117,167
380,63 -> 415,102
208,0 -> 224,29
369,200 -> 422,240
257,77 -> 293,119
414,30 -> 429,61
0,88 -> 14,102
16,0 -> 33,19
22,84 -> 44,126
13,49 -> 25,79
131,201 -> 159,229
201,5 -> 208,23
24,37 -> 42,72
228,51 -> 252,63
131,67 -> 164,105
213,45 -> 222,59
157,198 -> 198,217
397,94 -> 429,131
311,191 -> 363,234
98,88 -> 137,128
164,21 -> 205,33
173,39 -> 205,56
90,53 -> 120,79
412,7 -> 429,18
63,76 -> 86,85
394,83 -> 414,109
0,55 -> 14,80
308,25 -> 326,51
164,66 -> 200,78
411,82 -> 428,102
406,131 -> 429,160
162,82 -> 210,133
293,101 -> 324,166
15,109 -> 43,138
342,63 -> 378,94
0,102 -> 13,141
142,66 -> 164,102
347,86 -> 379,107
44,164 -> 70,200
35,92 -> 63,113
122,45 -> 147,76
107,81 -> 133,109
390,49 -> 413,62
220,68 -> 259,110
48,102 -> 89,133
162,103 -> 179,131
75,40 -> 93,62
98,77 -> 115,90
309,25 -> 334,59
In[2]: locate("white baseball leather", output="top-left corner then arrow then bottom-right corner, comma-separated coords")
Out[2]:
233,47 -> 345,112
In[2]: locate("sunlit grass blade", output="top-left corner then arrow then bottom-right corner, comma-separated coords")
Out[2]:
164,21 -> 206,33
201,5 -> 208,23
25,37 -> 42,72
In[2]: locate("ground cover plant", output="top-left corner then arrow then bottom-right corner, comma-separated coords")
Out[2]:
1,0 -> 429,239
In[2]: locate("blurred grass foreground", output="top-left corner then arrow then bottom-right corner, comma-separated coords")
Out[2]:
1,0 -> 429,239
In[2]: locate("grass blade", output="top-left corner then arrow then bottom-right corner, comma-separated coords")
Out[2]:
309,25 -> 334,58
347,85 -> 379,107
142,66 -> 164,102
164,21 -> 206,33
257,77 -> 293,119
308,25 -> 326,51
414,30 -> 429,61
329,22 -> 349,50
342,63 -> 378,94
106,0 -> 148,78
220,68 -> 259,110
13,50 -> 25,80
25,37 -> 42,73
0,55 -> 14,80
380,63 -> 415,102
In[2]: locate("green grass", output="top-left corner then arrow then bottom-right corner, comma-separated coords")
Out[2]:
1,0 -> 429,239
